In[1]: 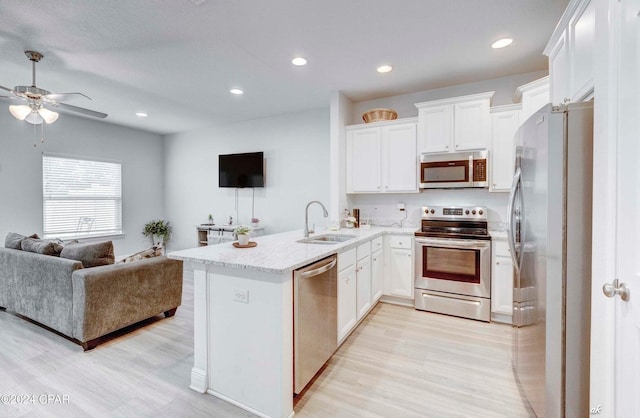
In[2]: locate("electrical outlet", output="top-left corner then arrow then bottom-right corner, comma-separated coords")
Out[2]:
233,288 -> 249,304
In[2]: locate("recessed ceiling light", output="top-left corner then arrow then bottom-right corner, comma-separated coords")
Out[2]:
491,38 -> 513,49
135,112 -> 148,118
291,57 -> 307,66
230,88 -> 244,95
377,65 -> 393,73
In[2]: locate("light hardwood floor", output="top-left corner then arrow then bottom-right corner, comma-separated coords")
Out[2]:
1,275 -> 531,417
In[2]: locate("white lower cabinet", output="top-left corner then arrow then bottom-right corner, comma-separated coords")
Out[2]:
356,242 -> 372,320
491,237 -> 514,323
384,235 -> 414,299
371,247 -> 383,302
338,234 -> 413,344
337,249 -> 357,342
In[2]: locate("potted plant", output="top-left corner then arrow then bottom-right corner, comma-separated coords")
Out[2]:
234,225 -> 252,246
142,220 -> 172,249
207,214 -> 214,224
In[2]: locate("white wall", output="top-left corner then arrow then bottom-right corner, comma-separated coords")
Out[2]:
347,190 -> 509,230
0,111 -> 165,256
163,107 -> 330,251
350,70 -> 547,124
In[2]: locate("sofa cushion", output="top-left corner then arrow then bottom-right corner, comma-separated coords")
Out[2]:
60,241 -> 115,268
119,246 -> 163,263
5,232 -> 40,250
21,238 -> 64,256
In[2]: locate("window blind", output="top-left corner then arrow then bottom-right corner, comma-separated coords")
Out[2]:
43,154 -> 122,239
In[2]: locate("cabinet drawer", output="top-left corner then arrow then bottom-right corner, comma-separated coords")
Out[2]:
494,240 -> 511,257
357,242 -> 371,260
338,248 -> 356,270
388,235 -> 413,249
371,237 -> 383,252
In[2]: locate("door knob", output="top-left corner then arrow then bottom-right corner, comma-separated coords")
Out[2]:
602,279 -> 630,302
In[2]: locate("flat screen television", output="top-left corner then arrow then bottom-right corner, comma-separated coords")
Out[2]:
218,152 -> 265,188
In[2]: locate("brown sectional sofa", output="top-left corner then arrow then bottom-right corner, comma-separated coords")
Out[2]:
0,246 -> 183,350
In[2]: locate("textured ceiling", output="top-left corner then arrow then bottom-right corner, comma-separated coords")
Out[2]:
0,0 -> 569,135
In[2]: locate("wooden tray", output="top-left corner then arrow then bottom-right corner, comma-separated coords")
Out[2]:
233,241 -> 257,248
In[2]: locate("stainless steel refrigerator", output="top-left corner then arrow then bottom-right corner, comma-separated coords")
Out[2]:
507,102 -> 593,417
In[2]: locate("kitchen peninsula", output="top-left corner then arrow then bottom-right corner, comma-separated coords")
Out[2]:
168,226 -> 416,418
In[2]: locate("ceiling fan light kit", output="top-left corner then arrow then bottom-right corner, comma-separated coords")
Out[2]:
1,50 -> 108,143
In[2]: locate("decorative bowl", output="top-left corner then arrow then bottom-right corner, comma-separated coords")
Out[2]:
362,108 -> 398,123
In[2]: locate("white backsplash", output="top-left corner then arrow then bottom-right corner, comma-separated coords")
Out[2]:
346,189 -> 509,231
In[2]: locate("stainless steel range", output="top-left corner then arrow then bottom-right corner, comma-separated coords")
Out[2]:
414,206 -> 491,322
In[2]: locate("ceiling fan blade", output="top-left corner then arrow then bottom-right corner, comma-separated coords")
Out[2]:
0,94 -> 21,101
45,102 -> 108,119
44,92 -> 92,101
0,85 -> 16,94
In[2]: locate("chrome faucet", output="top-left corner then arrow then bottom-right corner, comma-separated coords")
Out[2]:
304,201 -> 329,237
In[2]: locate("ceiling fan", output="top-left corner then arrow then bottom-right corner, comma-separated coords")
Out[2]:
0,50 -> 108,125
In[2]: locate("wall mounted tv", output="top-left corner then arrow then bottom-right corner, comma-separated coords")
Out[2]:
218,152 -> 265,188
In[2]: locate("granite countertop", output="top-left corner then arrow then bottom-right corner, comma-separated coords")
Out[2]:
168,226 -> 417,274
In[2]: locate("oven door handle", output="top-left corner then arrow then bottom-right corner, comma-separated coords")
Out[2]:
415,238 -> 490,250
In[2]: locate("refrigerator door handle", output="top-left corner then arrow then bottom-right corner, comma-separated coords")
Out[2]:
507,167 -> 522,274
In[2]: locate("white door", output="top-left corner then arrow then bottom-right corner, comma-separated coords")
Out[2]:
454,99 -> 490,151
387,248 -> 413,298
383,123 -> 417,192
347,128 -> 381,192
611,0 -> 640,415
371,249 -> 383,302
490,108 -> 520,191
356,255 -> 372,320
337,264 -> 357,343
417,105 -> 452,153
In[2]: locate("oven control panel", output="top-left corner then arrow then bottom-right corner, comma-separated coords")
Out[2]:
422,206 -> 487,220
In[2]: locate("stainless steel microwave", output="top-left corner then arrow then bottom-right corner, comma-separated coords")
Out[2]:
419,150 -> 488,189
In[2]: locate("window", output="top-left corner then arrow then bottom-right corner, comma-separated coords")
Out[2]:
43,154 -> 122,239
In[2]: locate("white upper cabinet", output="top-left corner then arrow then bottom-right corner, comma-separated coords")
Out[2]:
382,123 -> 418,192
544,0 -> 595,104
346,127 -> 381,192
416,105 -> 452,153
490,105 -> 521,192
514,76 -> 550,123
415,91 -> 494,154
346,119 -> 417,194
548,31 -> 570,105
569,0 -> 595,101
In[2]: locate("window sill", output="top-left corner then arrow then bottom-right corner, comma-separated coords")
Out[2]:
44,233 -> 126,242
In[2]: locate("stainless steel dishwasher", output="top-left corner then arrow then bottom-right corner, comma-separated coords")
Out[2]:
293,254 -> 338,394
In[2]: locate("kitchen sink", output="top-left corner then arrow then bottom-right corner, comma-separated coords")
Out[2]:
297,234 -> 357,245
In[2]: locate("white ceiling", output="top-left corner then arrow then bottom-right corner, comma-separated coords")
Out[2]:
0,0 -> 569,135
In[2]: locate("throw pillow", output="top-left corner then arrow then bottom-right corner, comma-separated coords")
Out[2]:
119,245 -> 163,263
21,237 -> 64,256
60,241 -> 115,268
4,232 -> 40,250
